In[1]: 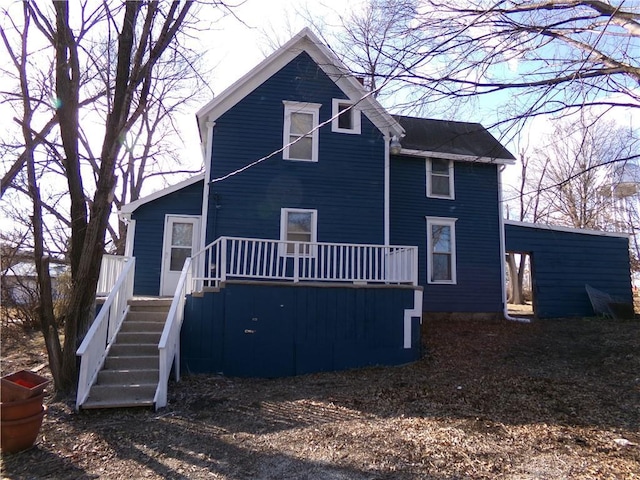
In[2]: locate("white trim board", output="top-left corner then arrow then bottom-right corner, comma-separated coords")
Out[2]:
120,173 -> 205,217
196,28 -> 404,143
504,219 -> 630,238
399,148 -> 516,165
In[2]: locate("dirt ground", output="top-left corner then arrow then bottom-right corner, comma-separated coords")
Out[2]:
1,315 -> 639,479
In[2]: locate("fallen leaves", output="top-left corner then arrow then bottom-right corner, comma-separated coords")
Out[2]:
1,316 -> 639,479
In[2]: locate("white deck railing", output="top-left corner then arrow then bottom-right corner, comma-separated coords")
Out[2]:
191,236 -> 418,290
154,257 -> 192,410
96,255 -> 131,296
76,256 -> 135,410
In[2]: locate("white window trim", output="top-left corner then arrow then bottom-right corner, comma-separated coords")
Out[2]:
426,216 -> 457,284
331,98 -> 361,134
282,101 -> 321,162
279,208 -> 318,257
426,158 -> 455,200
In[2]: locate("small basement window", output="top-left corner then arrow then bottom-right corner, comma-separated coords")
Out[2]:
331,99 -> 361,134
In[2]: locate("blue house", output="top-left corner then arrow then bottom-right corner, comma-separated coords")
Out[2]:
77,29 -> 632,409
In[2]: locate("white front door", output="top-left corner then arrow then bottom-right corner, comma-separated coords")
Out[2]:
160,215 -> 200,296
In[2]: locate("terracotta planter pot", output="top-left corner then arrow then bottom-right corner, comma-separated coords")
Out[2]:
0,405 -> 47,454
1,370 -> 50,402
1,392 -> 45,421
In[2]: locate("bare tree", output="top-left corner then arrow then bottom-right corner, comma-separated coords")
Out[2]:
525,115 -> 637,229
1,0 -> 234,393
401,1 -> 640,127
79,34 -> 209,253
303,0 -> 638,134
302,0 -> 420,99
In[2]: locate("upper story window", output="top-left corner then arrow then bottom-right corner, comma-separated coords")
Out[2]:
426,216 -> 457,284
283,101 -> 321,162
280,208 -> 318,256
331,99 -> 361,134
426,158 -> 455,199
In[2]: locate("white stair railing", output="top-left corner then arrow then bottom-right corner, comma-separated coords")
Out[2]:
76,256 -> 135,410
191,236 -> 419,288
154,257 -> 192,410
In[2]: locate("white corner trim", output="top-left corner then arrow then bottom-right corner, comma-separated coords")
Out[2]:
200,121 -> 215,254
504,219 -> 630,238
400,148 -> 516,165
120,173 -> 205,215
124,219 -> 136,258
403,289 -> 423,349
384,133 -> 390,246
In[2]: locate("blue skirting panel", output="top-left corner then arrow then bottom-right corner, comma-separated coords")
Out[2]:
181,283 -> 422,377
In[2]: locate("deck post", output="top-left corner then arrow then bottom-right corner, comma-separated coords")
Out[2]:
220,237 -> 227,283
293,243 -> 300,282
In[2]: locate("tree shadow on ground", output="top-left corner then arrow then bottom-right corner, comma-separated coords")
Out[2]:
172,317 -> 639,434
3,402 -> 467,480
2,316 -> 638,479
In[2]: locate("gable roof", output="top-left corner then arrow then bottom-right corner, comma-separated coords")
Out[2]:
119,173 -> 204,217
196,28 -> 404,141
393,115 -> 516,164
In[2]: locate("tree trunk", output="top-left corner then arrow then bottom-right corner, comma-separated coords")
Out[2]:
507,253 -> 524,305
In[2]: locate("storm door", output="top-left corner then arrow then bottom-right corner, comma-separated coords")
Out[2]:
160,215 -> 200,296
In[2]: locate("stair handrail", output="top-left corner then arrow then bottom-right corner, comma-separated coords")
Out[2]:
155,257 -> 192,410
76,256 -> 135,410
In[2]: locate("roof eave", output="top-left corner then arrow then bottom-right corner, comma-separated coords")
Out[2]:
397,148 -> 516,165
504,219 -> 630,238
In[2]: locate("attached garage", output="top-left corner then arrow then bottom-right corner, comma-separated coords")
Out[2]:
504,220 -> 633,318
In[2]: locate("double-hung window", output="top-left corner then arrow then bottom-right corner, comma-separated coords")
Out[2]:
427,158 -> 454,199
426,217 -> 457,284
283,101 -> 321,162
280,208 -> 317,256
331,99 -> 361,134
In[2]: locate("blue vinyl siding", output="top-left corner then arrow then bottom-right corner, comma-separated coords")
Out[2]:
181,283 -> 421,377
205,52 -> 386,246
390,156 -> 503,313
505,224 -> 632,318
131,181 -> 203,295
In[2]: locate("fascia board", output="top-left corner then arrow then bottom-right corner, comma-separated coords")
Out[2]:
504,219 -> 630,238
398,148 -> 516,165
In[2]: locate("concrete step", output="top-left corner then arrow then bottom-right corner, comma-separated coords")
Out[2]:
97,369 -> 159,385
126,311 -> 168,323
82,384 -> 156,409
105,355 -> 158,370
116,332 -> 162,344
109,343 -> 158,357
128,298 -> 172,313
120,320 -> 165,333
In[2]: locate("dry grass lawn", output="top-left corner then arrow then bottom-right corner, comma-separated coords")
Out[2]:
1,315 -> 639,479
